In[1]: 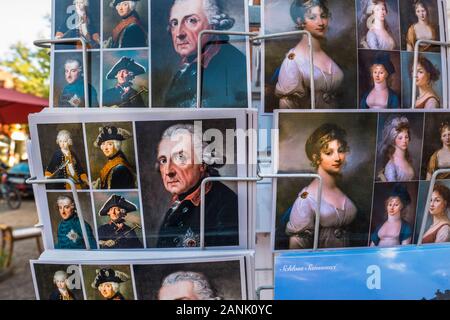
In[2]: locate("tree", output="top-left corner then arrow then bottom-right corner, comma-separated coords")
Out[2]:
0,42 -> 50,98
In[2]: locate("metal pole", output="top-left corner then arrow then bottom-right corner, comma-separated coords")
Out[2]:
256,285 -> 274,300
259,173 -> 322,251
26,177 -> 92,250
252,30 -> 315,110
200,176 -> 262,249
34,38 -> 90,108
196,30 -> 258,109
417,169 -> 450,245
411,40 -> 450,109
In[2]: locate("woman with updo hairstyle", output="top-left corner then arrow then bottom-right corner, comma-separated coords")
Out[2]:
275,0 -> 344,109
406,0 -> 437,52
378,116 -> 415,182
423,184 -> 450,243
285,123 -> 357,249
360,0 -> 396,50
410,55 -> 441,109
427,121 -> 450,180
370,183 -> 413,247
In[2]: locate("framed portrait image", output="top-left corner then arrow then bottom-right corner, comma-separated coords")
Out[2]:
150,0 -> 251,109
31,262 -> 85,300
261,0 -> 448,113
31,251 -> 254,300
52,51 -> 100,108
272,109 -> 450,252
53,0 -> 101,50
28,108 -> 255,251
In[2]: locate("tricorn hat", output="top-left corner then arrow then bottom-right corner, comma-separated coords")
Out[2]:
94,126 -> 132,147
91,268 -> 129,288
389,183 -> 411,207
99,194 -> 137,216
106,57 -> 146,80
111,0 -> 140,8
371,52 -> 395,75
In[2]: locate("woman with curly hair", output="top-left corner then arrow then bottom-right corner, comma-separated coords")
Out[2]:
411,55 -> 441,109
360,0 -> 397,50
275,0 -> 344,109
285,123 -> 357,249
378,116 -> 415,182
370,184 -> 413,247
426,121 -> 450,180
423,184 -> 450,244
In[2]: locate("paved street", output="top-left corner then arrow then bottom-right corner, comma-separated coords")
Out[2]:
0,199 -> 40,300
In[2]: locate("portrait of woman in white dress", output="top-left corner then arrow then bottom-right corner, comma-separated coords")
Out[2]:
358,0 -> 399,50
378,116 -> 416,182
285,123 -> 357,249
275,0 -> 344,109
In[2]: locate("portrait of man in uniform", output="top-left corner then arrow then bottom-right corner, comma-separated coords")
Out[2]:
102,55 -> 147,108
103,0 -> 148,48
151,0 -> 249,108
91,125 -> 136,190
55,0 -> 100,49
45,129 -> 90,190
58,59 -> 99,108
154,123 -> 238,248
53,195 -> 97,250
97,194 -> 143,249
91,268 -> 130,300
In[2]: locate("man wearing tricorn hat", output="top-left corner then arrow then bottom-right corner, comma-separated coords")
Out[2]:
93,125 -> 136,189
97,194 -> 143,249
155,123 -> 238,248
91,268 -> 130,300
103,56 -> 147,107
104,0 -> 147,48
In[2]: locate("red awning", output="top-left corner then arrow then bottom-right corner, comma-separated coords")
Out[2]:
0,88 -> 48,124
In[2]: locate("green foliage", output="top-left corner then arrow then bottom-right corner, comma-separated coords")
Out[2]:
1,42 -> 50,98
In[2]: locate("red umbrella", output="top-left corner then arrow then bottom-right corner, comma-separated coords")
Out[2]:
0,88 -> 48,124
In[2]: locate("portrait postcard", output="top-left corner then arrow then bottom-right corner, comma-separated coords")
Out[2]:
151,0 -> 251,109
52,51 -> 100,108
135,117 -> 248,249
102,0 -> 149,49
81,264 -> 135,300
102,49 -> 149,108
37,123 -> 90,190
46,191 -> 97,250
274,244 -> 450,300
31,262 -> 85,300
262,0 -> 448,113
273,110 -> 450,252
53,0 -> 101,50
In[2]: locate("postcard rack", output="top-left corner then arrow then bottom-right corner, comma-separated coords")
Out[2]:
26,0 -> 450,300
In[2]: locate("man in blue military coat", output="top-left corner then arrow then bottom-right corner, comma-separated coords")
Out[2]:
97,194 -> 143,249
55,195 -> 97,249
155,123 -> 238,248
58,59 -> 99,107
164,0 -> 248,108
103,56 -> 147,107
